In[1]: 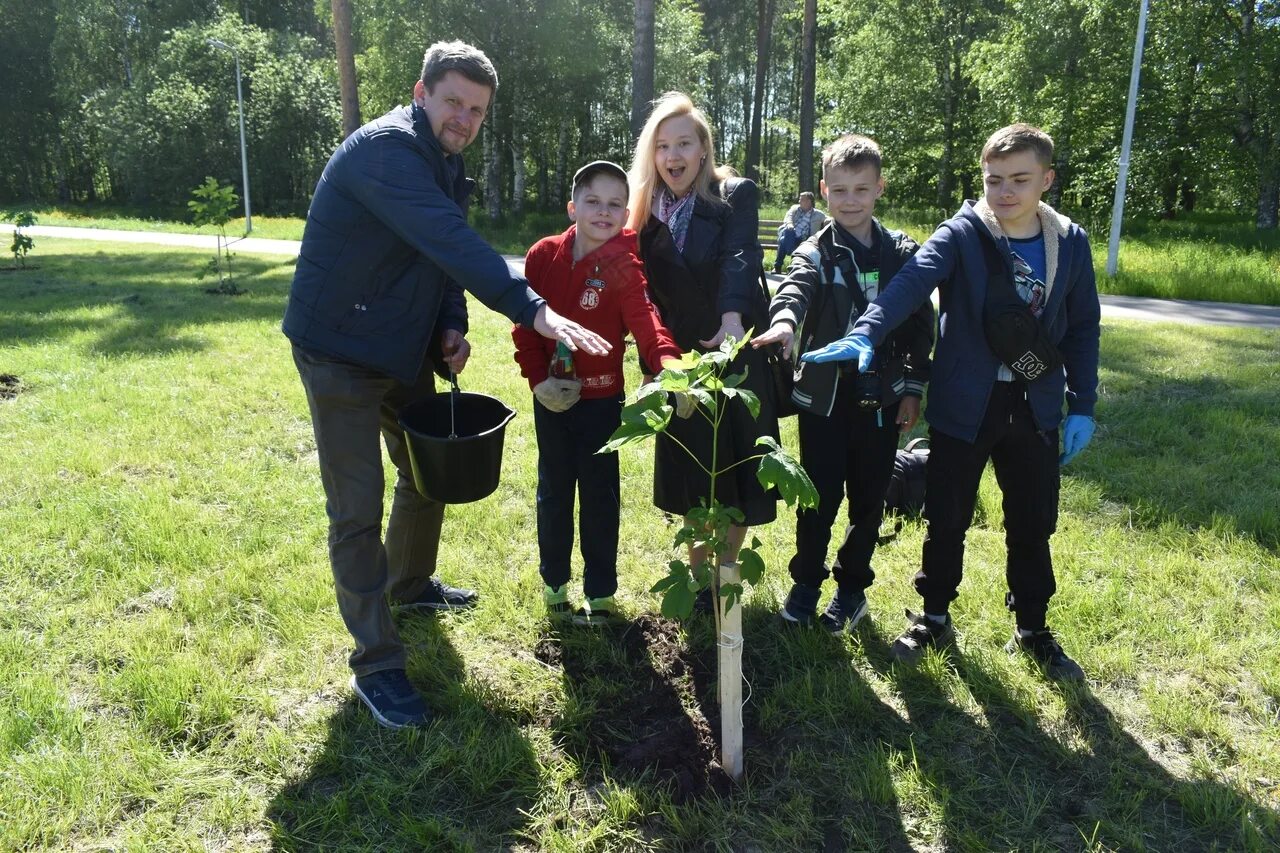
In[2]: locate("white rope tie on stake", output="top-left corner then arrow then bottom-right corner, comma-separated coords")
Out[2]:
716,631 -> 744,650
715,628 -> 754,754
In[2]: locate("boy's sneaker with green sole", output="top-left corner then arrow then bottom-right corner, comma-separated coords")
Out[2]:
572,595 -> 620,626
543,584 -> 572,618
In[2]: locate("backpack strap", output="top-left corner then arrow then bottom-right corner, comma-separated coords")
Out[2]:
816,231 -> 870,315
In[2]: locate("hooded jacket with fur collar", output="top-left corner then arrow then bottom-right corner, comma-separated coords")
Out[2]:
850,199 -> 1100,443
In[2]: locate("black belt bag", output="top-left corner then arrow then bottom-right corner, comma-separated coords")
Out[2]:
979,232 -> 1062,383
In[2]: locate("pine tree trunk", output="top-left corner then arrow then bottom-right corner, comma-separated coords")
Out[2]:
797,0 -> 817,193
631,0 -> 656,141
745,0 -> 776,182
512,135 -> 526,216
1258,161 -> 1279,229
331,0 -> 361,138
485,98 -> 501,223
555,122 -> 569,207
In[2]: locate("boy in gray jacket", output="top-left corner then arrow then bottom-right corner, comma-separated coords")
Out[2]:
754,135 -> 934,630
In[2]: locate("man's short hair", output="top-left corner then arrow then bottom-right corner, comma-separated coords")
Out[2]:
821,135 -> 882,176
420,40 -> 498,93
982,124 -> 1054,168
799,191 -> 816,203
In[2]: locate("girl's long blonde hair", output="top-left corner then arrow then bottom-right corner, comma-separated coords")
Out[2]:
626,92 -> 735,232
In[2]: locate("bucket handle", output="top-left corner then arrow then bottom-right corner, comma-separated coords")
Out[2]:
448,372 -> 460,438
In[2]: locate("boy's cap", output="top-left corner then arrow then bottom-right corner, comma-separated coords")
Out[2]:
572,160 -> 628,192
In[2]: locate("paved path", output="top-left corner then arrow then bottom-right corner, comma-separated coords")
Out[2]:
5,224 -> 1278,330
3,223 -> 301,256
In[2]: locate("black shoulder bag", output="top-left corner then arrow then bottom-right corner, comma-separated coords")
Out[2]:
978,233 -> 1062,383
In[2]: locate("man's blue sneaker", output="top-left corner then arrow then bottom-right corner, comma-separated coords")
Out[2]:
778,583 -> 822,626
396,577 -> 478,612
817,590 -> 869,634
350,669 -> 432,729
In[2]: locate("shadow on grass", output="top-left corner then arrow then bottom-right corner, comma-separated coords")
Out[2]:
265,616 -> 539,851
861,631 -> 1278,850
1079,326 -> 1280,549
741,609 -> 916,851
0,248 -> 294,357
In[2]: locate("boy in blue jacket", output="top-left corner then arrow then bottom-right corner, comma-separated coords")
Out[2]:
804,124 -> 1100,680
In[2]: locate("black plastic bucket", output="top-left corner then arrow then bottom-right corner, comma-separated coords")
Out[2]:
398,382 -> 516,504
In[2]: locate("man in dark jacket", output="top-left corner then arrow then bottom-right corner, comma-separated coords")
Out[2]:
284,40 -> 609,729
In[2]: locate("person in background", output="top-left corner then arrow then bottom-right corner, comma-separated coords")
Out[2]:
773,191 -> 827,273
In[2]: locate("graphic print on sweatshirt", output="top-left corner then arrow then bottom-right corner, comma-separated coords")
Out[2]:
1008,234 -> 1048,318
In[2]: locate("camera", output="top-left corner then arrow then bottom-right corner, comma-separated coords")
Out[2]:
855,368 -> 881,411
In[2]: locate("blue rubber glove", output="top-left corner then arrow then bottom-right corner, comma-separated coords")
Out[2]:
800,333 -> 875,373
1059,415 -> 1095,465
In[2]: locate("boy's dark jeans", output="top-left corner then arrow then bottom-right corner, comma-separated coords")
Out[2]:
918,381 -> 1060,630
790,386 -> 902,595
292,345 -> 445,677
534,394 -> 623,599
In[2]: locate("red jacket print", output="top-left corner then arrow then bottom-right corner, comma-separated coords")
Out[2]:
514,226 -> 681,398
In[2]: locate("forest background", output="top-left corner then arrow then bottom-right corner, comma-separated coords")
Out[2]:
2,0 -> 1278,235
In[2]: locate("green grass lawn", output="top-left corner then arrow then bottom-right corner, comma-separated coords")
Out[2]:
1,238 -> 1277,850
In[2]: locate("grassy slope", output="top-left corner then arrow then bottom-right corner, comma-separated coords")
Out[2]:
6,205 -> 1279,306
0,239 -> 1277,851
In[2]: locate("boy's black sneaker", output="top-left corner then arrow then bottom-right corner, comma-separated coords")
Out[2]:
777,583 -> 821,627
817,590 -> 869,634
889,610 -> 955,665
1005,628 -> 1085,681
397,577 -> 478,612
350,669 -> 432,729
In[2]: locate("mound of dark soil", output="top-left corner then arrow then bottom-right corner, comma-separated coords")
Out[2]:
0,374 -> 23,400
537,614 -> 731,802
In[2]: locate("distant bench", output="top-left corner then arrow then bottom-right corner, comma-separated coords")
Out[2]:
759,218 -> 784,251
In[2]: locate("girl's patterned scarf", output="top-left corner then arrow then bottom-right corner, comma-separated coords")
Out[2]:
656,186 -> 697,253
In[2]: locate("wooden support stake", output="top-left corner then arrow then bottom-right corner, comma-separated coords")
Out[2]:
717,561 -> 744,781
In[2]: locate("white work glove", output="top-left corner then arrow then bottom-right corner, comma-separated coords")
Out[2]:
534,377 -> 581,413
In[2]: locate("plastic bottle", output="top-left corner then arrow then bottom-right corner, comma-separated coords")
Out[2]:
549,341 -> 576,379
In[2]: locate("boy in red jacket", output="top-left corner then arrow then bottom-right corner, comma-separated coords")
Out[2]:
514,161 -> 682,625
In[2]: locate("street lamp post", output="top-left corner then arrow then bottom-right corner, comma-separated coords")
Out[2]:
1105,0 -> 1150,277
207,38 -> 252,234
